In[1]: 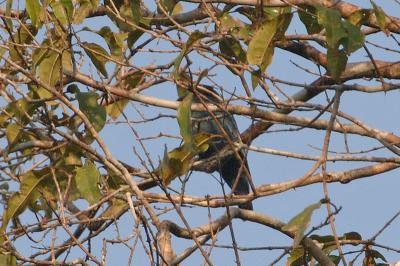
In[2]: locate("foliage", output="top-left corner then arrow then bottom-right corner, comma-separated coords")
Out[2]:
0,0 -> 399,265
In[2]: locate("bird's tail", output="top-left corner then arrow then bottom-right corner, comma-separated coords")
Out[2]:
220,155 -> 253,210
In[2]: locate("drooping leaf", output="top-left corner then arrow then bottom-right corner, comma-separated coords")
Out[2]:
76,92 -> 107,132
26,0 -> 42,27
173,31 -> 205,78
177,92 -> 193,145
75,160 -> 101,205
247,18 -> 277,66
317,7 -> 347,49
6,123 -> 22,147
50,1 -> 69,25
298,5 -> 323,34
130,0 -> 141,24
370,1 -> 388,34
341,20 -> 365,53
5,0 -> 13,29
1,169 -> 50,232
38,51 -> 61,87
155,133 -> 212,185
74,0 -> 96,24
219,37 -> 246,63
84,26 -> 126,59
327,48 -> 347,81
282,202 -> 322,248
82,42 -> 110,77
127,30 -> 144,47
0,253 -> 16,266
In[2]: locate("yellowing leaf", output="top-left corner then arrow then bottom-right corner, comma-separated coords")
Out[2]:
282,202 -> 322,248
6,123 -> 22,147
247,19 -> 277,66
105,99 -> 129,120
1,169 -> 50,232
370,0 -> 388,34
0,253 -> 16,266
177,92 -> 193,145
26,0 -> 42,27
50,1 -> 69,25
75,160 -> 101,205
155,133 -> 213,185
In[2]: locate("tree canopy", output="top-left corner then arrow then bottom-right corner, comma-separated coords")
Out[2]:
0,0 -> 400,265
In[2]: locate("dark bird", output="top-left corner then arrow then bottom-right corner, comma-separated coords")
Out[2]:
190,86 -> 253,210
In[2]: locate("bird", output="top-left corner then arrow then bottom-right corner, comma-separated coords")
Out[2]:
189,85 -> 253,210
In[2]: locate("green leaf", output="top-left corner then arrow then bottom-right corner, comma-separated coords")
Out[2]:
5,0 -> 13,29
173,31 -> 205,78
6,123 -> 22,147
76,92 -> 107,132
219,37 -> 246,63
82,42 -> 110,77
127,30 -> 144,47
61,0 -> 74,20
85,26 -> 126,59
327,48 -> 347,81
75,160 -> 101,205
177,92 -> 193,144
0,253 -> 16,266
50,1 -> 69,25
251,70 -> 261,90
1,169 -> 49,232
159,0 -> 177,14
74,0 -> 93,24
282,202 -> 322,248
130,0 -> 141,24
298,5 -> 323,34
286,247 -> 305,266
26,0 -> 42,27
317,7 -> 347,49
38,51 -> 61,87
7,99 -> 36,125
247,18 -> 278,66
341,20 -> 364,53
370,1 -> 388,34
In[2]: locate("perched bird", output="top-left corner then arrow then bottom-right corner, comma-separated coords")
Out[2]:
190,86 -> 253,210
